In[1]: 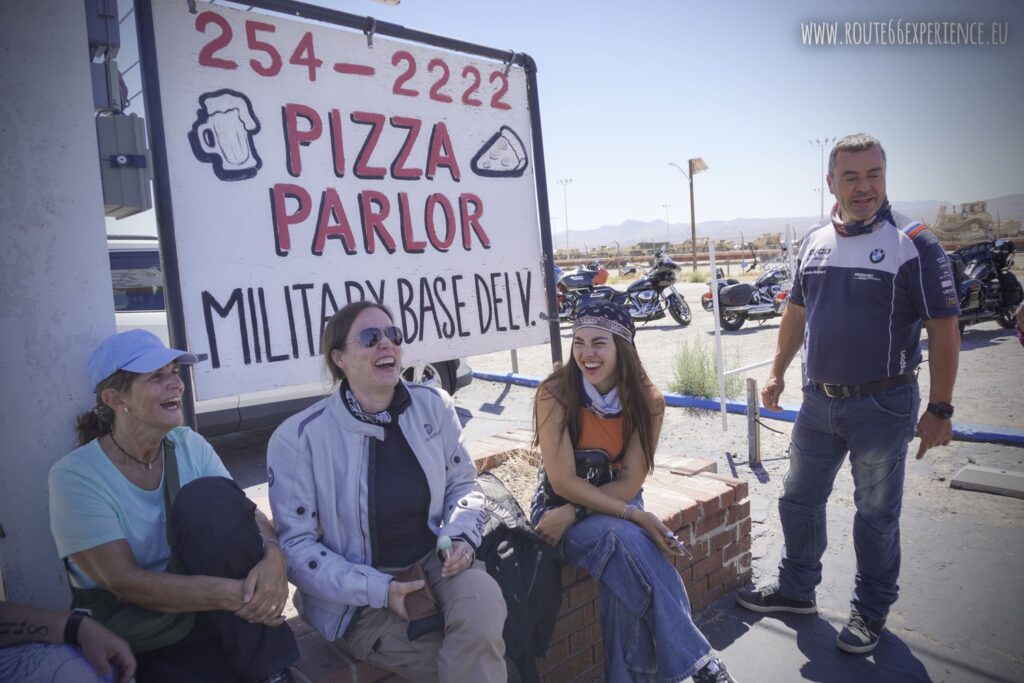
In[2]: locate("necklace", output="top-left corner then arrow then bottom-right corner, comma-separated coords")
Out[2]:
109,433 -> 160,470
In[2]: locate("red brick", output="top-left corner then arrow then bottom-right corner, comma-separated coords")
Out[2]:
577,661 -> 606,683
722,541 -> 740,563
694,583 -> 725,613
542,647 -> 594,683
642,488 -> 688,530
727,499 -> 751,525
568,580 -> 599,609
689,475 -> 737,508
666,456 -> 718,476
692,549 -> 723,580
709,526 -> 737,551
570,617 -> 603,651
700,471 -> 750,500
551,602 -> 594,642
669,482 -> 722,516
685,574 -> 710,601
696,509 -> 727,536
738,535 -> 752,554
708,562 -> 737,592
673,559 -> 694,583
739,518 -> 752,539
537,636 -> 570,673
687,539 -> 711,563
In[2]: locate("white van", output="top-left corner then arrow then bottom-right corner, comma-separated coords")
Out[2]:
108,235 -> 471,436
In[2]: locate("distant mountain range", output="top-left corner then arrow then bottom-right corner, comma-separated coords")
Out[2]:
563,193 -> 1024,249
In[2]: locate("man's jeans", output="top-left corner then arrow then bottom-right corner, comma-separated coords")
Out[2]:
778,382 -> 920,622
536,495 -> 713,682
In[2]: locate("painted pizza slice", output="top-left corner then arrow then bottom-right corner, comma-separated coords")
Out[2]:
470,125 -> 528,178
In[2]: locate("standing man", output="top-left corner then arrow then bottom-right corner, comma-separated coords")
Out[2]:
736,134 -> 960,654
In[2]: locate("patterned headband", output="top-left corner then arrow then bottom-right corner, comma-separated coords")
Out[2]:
572,301 -> 635,342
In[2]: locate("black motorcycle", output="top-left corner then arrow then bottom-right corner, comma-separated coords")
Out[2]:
553,260 -> 609,322
948,239 -> 1022,334
588,248 -> 692,326
704,251 -> 791,331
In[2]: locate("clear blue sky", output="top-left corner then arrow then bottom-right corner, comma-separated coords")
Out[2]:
113,0 -> 1023,235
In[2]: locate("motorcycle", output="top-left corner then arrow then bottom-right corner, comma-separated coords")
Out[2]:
587,247 -> 692,326
553,259 -> 609,322
703,249 -> 791,331
948,239 -> 1022,334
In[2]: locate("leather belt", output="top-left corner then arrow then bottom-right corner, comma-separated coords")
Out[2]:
812,372 -> 916,399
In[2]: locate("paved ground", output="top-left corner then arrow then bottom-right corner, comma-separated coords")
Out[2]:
213,284 -> 1024,682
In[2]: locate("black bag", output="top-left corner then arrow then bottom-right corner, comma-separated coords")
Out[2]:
69,439 -> 195,653
537,448 -> 616,511
477,472 -> 562,683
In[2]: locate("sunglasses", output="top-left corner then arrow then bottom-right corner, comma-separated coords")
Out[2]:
344,326 -> 404,348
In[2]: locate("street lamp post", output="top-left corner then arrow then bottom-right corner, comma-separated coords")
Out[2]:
556,178 -> 572,254
661,203 -> 671,248
809,137 -> 836,220
669,158 -> 709,271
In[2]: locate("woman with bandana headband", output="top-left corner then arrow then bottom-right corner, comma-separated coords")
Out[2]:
530,301 -> 736,683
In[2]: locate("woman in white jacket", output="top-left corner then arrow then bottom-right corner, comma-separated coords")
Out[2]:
268,301 -> 506,683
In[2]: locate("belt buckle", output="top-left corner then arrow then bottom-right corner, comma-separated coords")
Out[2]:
822,383 -> 852,399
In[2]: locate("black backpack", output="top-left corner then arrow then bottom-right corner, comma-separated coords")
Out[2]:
476,472 -> 562,683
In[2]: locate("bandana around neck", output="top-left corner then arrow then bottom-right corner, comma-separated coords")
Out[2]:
580,374 -> 621,418
831,197 -> 893,237
342,384 -> 393,425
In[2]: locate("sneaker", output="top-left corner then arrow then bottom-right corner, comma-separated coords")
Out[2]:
692,657 -> 737,683
837,611 -> 886,654
736,584 -> 817,614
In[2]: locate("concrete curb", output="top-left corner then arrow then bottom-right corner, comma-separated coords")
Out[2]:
471,370 -> 1024,447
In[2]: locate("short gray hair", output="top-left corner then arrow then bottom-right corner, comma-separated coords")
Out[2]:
828,134 -> 886,175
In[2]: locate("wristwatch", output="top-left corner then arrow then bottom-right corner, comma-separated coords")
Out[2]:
926,402 -> 954,419
573,505 -> 589,523
64,608 -> 92,645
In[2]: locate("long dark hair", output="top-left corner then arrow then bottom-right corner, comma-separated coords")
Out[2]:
533,336 -> 662,474
75,370 -> 136,445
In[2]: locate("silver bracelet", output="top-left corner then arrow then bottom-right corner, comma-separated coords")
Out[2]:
618,504 -> 636,520
260,536 -> 280,551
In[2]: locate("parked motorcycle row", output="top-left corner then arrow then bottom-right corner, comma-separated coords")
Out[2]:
551,238 -> 1022,337
553,247 -> 692,327
948,239 -> 1022,334
700,249 -> 792,331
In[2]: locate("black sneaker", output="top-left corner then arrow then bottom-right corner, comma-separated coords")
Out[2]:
736,584 -> 817,614
692,657 -> 737,683
837,611 -> 886,654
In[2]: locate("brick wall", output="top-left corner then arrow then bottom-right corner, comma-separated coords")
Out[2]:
291,432 -> 752,683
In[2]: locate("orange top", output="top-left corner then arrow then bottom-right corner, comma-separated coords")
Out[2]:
577,410 -> 625,467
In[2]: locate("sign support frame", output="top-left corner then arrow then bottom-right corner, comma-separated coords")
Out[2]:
136,0 -> 561,428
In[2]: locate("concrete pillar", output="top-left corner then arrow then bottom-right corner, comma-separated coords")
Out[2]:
0,0 -> 114,605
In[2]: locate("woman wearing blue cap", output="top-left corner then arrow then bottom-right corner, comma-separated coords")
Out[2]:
530,301 -> 735,683
47,330 -> 302,682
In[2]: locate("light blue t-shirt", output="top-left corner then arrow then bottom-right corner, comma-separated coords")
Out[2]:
48,426 -> 230,588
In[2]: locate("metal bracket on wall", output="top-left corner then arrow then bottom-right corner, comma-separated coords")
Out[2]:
364,17 -> 377,48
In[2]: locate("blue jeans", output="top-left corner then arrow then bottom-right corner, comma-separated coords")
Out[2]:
534,495 -> 713,682
777,383 -> 919,622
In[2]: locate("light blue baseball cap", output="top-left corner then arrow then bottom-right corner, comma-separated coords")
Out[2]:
87,329 -> 198,389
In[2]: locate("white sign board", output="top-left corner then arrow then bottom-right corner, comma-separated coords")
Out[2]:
147,0 -> 549,399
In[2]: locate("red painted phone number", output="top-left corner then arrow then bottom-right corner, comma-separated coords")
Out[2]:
195,11 -> 514,111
